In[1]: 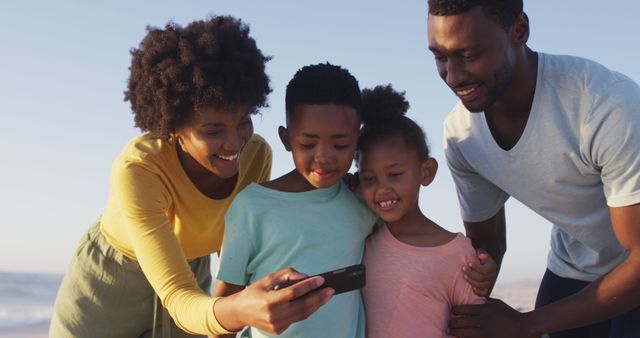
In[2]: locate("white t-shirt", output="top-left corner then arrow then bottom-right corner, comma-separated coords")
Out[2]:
444,52 -> 640,281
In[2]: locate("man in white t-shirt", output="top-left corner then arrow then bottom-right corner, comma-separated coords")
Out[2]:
427,1 -> 640,337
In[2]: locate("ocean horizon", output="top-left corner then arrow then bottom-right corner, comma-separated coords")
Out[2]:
0,271 -> 61,337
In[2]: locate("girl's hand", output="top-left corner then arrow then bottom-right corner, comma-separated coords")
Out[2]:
464,249 -> 498,296
214,268 -> 334,334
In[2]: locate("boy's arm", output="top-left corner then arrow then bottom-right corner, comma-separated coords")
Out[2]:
212,281 -> 246,338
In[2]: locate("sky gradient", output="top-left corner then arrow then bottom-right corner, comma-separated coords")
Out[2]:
1,0 -> 638,286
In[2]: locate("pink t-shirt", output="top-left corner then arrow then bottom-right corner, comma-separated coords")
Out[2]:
362,225 -> 484,338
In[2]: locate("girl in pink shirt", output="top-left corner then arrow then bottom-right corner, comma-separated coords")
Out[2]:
356,85 -> 485,338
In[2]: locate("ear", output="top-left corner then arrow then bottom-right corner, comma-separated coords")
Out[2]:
420,157 -> 438,187
278,126 -> 292,152
510,12 -> 530,47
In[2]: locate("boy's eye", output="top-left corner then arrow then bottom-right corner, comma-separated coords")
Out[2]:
300,144 -> 315,149
389,172 -> 404,177
335,144 -> 350,150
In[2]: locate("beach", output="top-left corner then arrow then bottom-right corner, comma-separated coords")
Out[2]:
0,271 -> 541,338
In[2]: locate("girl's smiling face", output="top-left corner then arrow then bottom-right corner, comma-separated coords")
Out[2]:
358,135 -> 437,225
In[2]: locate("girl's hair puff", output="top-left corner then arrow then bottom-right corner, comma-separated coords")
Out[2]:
357,84 -> 430,163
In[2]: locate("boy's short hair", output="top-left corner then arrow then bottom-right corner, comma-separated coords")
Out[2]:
124,15 -> 272,139
285,63 -> 361,124
428,0 -> 523,29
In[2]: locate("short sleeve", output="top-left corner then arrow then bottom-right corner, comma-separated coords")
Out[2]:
583,78 -> 640,207
451,238 -> 486,306
444,132 -> 510,222
217,193 -> 256,285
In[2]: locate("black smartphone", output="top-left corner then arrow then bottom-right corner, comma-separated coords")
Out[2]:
273,264 -> 366,295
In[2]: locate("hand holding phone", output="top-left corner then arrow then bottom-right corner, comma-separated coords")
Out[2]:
273,264 -> 365,295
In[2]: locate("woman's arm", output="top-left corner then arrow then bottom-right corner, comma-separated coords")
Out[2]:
212,281 -> 245,338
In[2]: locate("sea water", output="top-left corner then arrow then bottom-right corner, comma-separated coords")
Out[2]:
0,272 -> 61,333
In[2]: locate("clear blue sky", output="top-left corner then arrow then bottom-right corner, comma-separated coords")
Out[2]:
1,1 -> 638,285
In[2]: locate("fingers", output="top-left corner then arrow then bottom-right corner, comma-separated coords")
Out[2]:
256,267 -> 307,290
449,311 -> 482,333
286,287 -> 334,322
451,303 -> 484,316
463,266 -> 491,289
476,248 -> 490,261
273,276 -> 326,301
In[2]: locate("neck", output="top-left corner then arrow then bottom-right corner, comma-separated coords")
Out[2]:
484,48 -> 538,150
489,47 -> 538,119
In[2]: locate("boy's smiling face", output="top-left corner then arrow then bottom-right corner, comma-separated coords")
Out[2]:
280,103 -> 360,189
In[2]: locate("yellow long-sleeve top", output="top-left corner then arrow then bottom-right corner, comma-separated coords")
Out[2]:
100,133 -> 271,335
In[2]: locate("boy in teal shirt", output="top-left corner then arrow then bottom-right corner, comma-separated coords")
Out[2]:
214,63 -> 377,338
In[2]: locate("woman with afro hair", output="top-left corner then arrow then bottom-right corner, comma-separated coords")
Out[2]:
50,16 -> 332,338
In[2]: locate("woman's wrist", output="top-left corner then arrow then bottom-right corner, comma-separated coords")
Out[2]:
213,296 -> 244,333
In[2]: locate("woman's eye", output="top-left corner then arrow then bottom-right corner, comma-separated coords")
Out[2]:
205,130 -> 223,137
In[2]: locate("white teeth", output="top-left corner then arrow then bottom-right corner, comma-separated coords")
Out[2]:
217,153 -> 238,161
456,87 -> 476,96
378,200 -> 398,208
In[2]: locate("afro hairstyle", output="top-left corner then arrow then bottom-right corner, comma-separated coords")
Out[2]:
124,15 -> 272,139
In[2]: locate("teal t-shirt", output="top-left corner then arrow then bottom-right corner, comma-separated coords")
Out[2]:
218,181 -> 377,338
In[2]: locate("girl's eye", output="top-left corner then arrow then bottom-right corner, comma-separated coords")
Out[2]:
335,144 -> 350,150
300,144 -> 314,149
389,172 -> 404,177
360,176 -> 374,183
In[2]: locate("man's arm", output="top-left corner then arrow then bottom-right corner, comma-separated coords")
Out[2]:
450,203 -> 640,337
463,207 -> 506,293
525,203 -> 640,334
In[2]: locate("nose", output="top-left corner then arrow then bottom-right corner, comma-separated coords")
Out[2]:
224,130 -> 245,152
314,144 -> 333,164
444,59 -> 466,89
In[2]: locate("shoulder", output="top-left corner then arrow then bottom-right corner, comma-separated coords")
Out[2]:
112,133 -> 178,175
242,133 -> 272,159
226,183 -> 265,220
540,53 -> 638,98
443,101 -> 471,138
